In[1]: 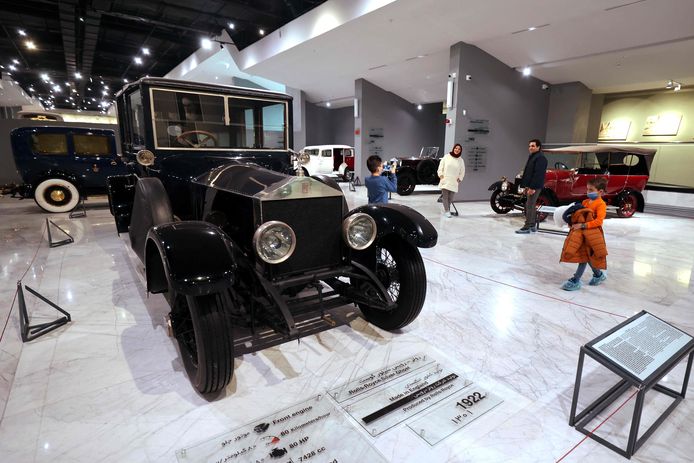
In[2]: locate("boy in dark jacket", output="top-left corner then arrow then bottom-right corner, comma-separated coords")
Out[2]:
516,139 -> 548,234
560,177 -> 608,291
365,155 -> 397,204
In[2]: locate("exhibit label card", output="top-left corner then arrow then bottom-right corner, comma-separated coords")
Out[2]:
342,363 -> 471,436
407,385 -> 503,446
329,352 -> 434,403
592,312 -> 692,382
175,395 -> 386,463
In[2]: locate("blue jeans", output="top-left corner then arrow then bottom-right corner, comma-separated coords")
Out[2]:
571,263 -> 601,282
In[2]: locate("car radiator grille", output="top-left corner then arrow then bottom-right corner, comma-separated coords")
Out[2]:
260,197 -> 344,276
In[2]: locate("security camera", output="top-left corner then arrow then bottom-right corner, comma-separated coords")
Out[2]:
465,75 -> 472,81
541,83 -> 549,90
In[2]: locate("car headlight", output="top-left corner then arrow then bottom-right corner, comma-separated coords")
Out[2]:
501,181 -> 508,192
136,149 -> 155,166
253,221 -> 296,264
343,213 -> 377,250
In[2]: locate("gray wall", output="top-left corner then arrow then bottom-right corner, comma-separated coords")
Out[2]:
545,82 -> 593,143
0,120 -> 120,184
331,107 -> 355,146
444,42 -> 550,200
303,104 -> 356,148
355,78 -> 445,180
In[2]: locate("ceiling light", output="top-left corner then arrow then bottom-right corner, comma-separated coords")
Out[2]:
25,41 -> 36,50
259,29 -> 265,36
142,47 -> 150,55
18,29 -> 26,36
201,38 -> 212,50
134,57 -> 143,65
9,64 -> 16,71
417,104 -> 423,110
12,59 -> 19,64
123,78 -> 128,83
79,17 -> 84,22
325,102 -> 331,107
522,67 -> 531,76
528,26 -> 537,31
75,72 -> 82,79
87,87 -> 92,91
228,22 -> 235,30
104,85 -> 109,90
53,84 -> 61,92
65,82 -> 70,86
102,90 -> 108,95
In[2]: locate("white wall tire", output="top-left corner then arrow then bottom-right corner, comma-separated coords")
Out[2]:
34,178 -> 80,213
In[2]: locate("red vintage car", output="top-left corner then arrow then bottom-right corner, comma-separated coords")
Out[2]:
488,145 -> 656,219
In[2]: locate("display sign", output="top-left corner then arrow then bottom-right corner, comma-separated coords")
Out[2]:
468,119 -> 490,134
466,146 -> 487,171
591,312 -> 692,381
368,128 -> 384,156
642,113 -> 682,136
175,395 -> 386,463
340,362 -> 471,436
329,352 -> 434,403
407,385 -> 503,446
598,119 -> 631,140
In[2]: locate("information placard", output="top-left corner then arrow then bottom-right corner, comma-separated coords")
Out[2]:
407,385 -> 503,446
176,395 -> 386,463
341,363 -> 471,436
328,352 -> 434,403
591,312 -> 692,381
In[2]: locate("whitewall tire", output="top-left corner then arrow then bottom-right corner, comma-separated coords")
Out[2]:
34,178 -> 80,213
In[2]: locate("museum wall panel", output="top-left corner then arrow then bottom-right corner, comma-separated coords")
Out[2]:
545,82 -> 593,143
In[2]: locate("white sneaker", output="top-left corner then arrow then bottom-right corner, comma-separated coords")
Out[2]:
444,212 -> 452,218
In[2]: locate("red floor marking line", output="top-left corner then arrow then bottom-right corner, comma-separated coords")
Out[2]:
424,257 -> 628,319
555,388 -> 640,462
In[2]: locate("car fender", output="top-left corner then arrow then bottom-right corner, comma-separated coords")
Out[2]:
145,221 -> 239,297
616,189 -> 645,212
488,180 -> 504,191
349,203 -> 437,248
107,174 -> 137,232
28,169 -> 83,195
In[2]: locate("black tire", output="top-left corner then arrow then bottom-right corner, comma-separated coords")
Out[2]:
33,178 -> 80,213
358,235 -> 426,330
397,172 -> 416,196
490,190 -> 512,214
416,159 -> 438,184
617,191 -> 639,218
170,290 -> 235,394
129,178 -> 173,261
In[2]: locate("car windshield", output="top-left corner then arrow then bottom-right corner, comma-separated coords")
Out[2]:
419,146 -> 440,158
151,89 -> 287,150
544,152 -> 579,170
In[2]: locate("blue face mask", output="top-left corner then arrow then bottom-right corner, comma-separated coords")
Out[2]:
587,192 -> 599,200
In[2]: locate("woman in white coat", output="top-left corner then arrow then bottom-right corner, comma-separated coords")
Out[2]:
437,143 -> 466,217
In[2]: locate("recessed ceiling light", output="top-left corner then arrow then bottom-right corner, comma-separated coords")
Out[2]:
8,64 -> 16,71
12,59 -> 19,64
259,29 -> 265,36
53,84 -> 61,92
528,26 -> 537,31
75,72 -> 82,79
25,41 -> 36,50
123,78 -> 128,83
522,67 -> 531,76
104,85 -> 109,90
417,104 -> 423,110
201,38 -> 212,50
134,57 -> 143,65
102,90 -> 108,95
142,47 -> 150,55
18,29 -> 26,36
325,102 -> 331,107
228,22 -> 235,30
79,17 -> 84,22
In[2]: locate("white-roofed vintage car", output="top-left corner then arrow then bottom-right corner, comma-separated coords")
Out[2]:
107,78 -> 437,395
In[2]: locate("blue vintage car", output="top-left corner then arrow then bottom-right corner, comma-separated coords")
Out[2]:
11,126 -> 127,212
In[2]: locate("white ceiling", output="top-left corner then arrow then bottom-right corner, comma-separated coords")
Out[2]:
234,0 -> 694,106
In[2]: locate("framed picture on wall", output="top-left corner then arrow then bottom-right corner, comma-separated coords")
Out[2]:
642,113 -> 682,136
598,119 -> 631,140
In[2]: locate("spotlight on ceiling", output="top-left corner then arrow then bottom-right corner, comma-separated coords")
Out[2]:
134,56 -> 143,65
201,38 -> 212,50
259,29 -> 265,36
123,78 -> 128,83
325,101 -> 331,107
12,58 -> 19,64
75,72 -> 82,79
18,29 -> 26,36
25,41 -> 36,50
52,84 -> 61,92
142,47 -> 150,55
8,64 -> 16,71
522,67 -> 531,76
417,104 -> 423,110
228,22 -> 235,30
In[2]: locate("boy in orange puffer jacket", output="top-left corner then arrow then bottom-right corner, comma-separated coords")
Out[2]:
560,177 -> 608,291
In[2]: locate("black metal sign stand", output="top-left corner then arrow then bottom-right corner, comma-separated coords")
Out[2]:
17,281 -> 72,342
46,218 -> 74,247
349,176 -> 362,192
569,311 -> 694,459
68,197 -> 87,218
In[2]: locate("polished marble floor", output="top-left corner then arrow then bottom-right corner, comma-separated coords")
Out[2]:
1,186 -> 693,462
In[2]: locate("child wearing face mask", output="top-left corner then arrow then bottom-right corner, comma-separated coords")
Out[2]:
560,177 -> 608,291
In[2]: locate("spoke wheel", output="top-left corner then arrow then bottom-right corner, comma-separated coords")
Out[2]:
358,235 -> 426,330
617,192 -> 639,218
490,190 -> 512,214
170,290 -> 235,394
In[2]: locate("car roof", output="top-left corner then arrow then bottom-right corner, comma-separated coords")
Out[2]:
116,77 -> 293,101
302,145 -> 353,150
544,145 -> 656,156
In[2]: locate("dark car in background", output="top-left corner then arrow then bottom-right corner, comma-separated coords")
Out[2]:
107,78 -> 437,394
11,126 -> 126,212
395,146 -> 441,195
488,145 -> 656,219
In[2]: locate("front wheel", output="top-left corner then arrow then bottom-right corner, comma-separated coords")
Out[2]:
490,190 -> 512,214
397,173 -> 416,196
617,192 -> 639,218
170,290 -> 235,394
34,178 -> 80,213
358,235 -> 426,330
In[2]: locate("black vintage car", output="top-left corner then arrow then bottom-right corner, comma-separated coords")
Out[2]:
107,78 -> 437,394
395,146 -> 442,195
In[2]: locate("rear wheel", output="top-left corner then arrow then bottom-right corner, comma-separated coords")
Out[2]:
358,235 -> 426,330
490,190 -> 512,214
617,192 -> 639,218
170,290 -> 235,394
34,178 -> 80,213
397,173 -> 416,196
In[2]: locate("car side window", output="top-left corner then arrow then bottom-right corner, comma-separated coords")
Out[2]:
74,134 -> 112,156
321,149 -> 332,157
31,133 -> 68,155
305,149 -> 319,156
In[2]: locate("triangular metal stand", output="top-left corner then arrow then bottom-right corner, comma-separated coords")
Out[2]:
46,218 -> 74,248
16,281 -> 72,342
437,194 -> 459,216
349,176 -> 362,192
68,197 -> 87,219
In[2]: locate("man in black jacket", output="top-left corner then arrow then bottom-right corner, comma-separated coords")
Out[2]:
516,138 -> 548,234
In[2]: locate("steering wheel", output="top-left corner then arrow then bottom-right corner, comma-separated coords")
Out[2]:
175,130 -> 218,148
554,161 -> 569,170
